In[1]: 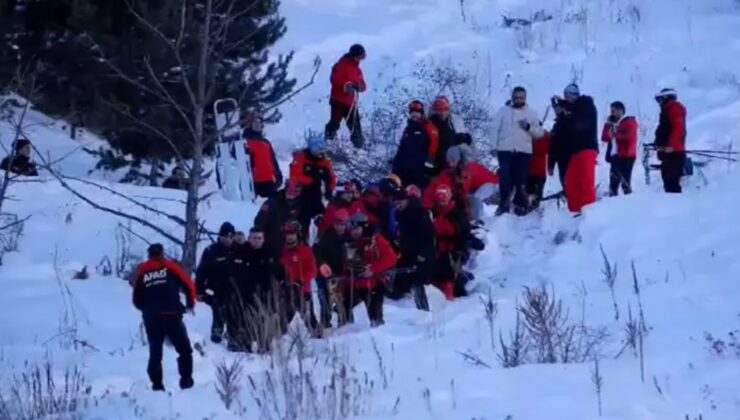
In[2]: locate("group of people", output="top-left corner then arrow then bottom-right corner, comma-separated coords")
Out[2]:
128,44 -> 692,391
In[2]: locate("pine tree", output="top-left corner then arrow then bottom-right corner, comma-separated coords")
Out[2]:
0,0 -> 296,185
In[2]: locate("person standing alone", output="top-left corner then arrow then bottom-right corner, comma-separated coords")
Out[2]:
653,88 -> 687,193
325,44 -> 367,147
132,244 -> 196,391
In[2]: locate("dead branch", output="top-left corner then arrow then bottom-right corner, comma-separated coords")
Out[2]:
457,349 -> 492,369
262,56 -> 322,112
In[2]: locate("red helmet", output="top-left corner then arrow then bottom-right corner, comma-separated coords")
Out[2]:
432,96 -> 450,112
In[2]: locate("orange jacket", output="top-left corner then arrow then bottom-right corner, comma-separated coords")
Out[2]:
289,150 -> 337,191
281,243 -> 317,293
422,162 -> 499,208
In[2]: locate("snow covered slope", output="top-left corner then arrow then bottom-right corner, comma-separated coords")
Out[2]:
1,0 -> 740,419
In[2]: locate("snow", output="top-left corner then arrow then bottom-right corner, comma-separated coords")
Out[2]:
1,0 -> 740,419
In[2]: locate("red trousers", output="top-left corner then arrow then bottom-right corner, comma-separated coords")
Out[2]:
564,150 -> 598,213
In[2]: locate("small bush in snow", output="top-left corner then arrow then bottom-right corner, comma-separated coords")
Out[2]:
704,318 -> 740,358
0,358 -> 92,420
0,212 -> 25,265
498,311 -> 530,368
214,357 -> 244,411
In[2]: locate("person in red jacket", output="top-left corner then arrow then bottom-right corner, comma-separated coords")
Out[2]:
601,101 -> 638,196
340,213 -> 397,327
325,44 -> 367,148
422,145 -> 499,221
289,135 -> 337,220
431,185 -> 472,300
527,129 -> 550,208
241,111 -> 283,198
132,244 -> 196,391
392,101 -> 440,189
653,88 -> 687,193
319,181 -> 365,234
280,221 -> 318,330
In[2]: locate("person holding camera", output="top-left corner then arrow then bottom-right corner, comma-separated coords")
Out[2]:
549,84 -> 599,215
490,86 -> 545,215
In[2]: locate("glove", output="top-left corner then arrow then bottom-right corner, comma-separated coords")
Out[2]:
605,153 -> 612,164
518,120 -> 531,131
314,215 -> 324,228
455,133 -> 473,145
319,264 -> 332,278
345,83 -> 359,94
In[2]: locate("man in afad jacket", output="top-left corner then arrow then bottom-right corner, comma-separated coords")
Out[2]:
490,87 -> 545,215
653,88 -> 687,193
601,101 -> 638,196
325,44 -> 367,147
132,244 -> 196,391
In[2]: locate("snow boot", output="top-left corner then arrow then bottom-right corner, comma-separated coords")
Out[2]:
210,332 -> 223,344
152,383 -> 165,392
179,377 -> 194,390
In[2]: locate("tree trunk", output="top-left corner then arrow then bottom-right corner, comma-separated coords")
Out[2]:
181,105 -> 204,273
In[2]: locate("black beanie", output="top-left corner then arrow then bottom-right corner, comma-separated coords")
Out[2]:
147,243 -> 164,258
348,44 -> 366,58
219,222 -> 235,237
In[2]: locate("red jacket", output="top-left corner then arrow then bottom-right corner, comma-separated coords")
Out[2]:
281,243 -> 317,294
289,150 -> 337,191
244,129 -> 282,184
529,131 -> 550,177
132,258 -> 196,316
422,163 -> 499,209
343,233 -> 397,290
319,198 -> 366,234
655,99 -> 686,153
432,201 -> 463,255
601,117 -> 638,158
330,55 -> 367,107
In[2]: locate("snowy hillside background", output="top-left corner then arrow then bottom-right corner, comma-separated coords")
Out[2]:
1,0 -> 740,419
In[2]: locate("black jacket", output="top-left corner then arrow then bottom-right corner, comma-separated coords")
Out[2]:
132,258 -> 196,316
392,119 -> 435,187
195,242 -> 239,297
313,228 -> 350,278
254,190 -> 312,253
1,155 -> 38,176
240,244 -> 283,298
397,198 -> 436,264
549,95 -> 598,169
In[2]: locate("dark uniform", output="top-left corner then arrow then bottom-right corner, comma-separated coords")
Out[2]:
0,155 -> 38,176
313,227 -> 350,326
254,189 -> 312,253
394,196 -> 436,311
195,241 -> 240,343
132,247 -> 195,391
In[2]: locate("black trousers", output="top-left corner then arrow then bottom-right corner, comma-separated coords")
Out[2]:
143,315 -> 193,386
254,181 -> 278,199
497,152 -> 532,213
210,298 -> 226,338
325,100 -> 362,140
341,283 -> 385,326
315,276 -> 332,328
660,152 -> 685,193
608,157 -> 635,196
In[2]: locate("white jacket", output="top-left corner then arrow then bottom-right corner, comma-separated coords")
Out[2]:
490,104 -> 545,154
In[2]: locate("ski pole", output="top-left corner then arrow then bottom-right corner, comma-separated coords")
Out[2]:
685,149 -> 738,154
687,151 -> 737,162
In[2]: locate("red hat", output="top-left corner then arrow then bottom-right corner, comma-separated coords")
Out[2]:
334,209 -> 350,223
283,220 -> 302,235
435,185 -> 452,203
432,96 -> 450,112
